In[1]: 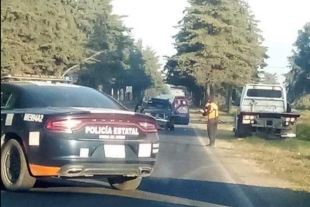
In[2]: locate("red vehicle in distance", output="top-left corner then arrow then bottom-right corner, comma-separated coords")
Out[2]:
156,95 -> 190,125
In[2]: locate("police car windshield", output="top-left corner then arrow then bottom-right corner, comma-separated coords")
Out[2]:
28,86 -> 123,109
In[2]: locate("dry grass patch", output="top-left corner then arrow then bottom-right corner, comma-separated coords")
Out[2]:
298,110 -> 310,124
221,136 -> 310,192
191,110 -> 310,192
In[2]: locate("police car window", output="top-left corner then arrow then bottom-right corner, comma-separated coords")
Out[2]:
1,91 -> 15,110
1,91 -> 8,109
28,86 -> 123,109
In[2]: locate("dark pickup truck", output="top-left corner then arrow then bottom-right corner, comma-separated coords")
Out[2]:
140,98 -> 175,131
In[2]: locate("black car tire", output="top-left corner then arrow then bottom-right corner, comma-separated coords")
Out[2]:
1,139 -> 36,191
164,123 -> 169,130
235,122 -> 250,138
108,176 -> 142,191
169,118 -> 175,131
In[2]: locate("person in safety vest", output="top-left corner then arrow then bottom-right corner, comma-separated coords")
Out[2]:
201,99 -> 219,146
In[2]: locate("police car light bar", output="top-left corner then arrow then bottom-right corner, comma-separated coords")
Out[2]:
1,74 -> 73,83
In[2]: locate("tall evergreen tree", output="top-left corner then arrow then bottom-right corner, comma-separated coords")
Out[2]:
261,72 -> 279,84
286,22 -> 310,101
1,0 -> 165,97
142,46 -> 165,91
1,0 -> 86,75
165,0 -> 267,104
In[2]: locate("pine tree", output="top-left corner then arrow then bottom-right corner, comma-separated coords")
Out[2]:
1,0 -> 86,75
286,22 -> 310,101
165,0 -> 267,104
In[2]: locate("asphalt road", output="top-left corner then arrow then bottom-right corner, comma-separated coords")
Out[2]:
2,125 -> 310,207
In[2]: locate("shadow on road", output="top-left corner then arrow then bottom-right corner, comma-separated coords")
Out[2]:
140,177 -> 310,207
190,119 -> 207,125
2,177 -> 310,207
158,126 -> 197,137
1,178 -> 186,207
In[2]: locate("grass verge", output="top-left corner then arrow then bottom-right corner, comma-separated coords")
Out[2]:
297,110 -> 310,141
215,121 -> 310,192
219,135 -> 310,192
203,110 -> 310,192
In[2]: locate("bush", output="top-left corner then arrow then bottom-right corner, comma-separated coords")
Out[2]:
294,95 -> 310,110
297,124 -> 310,141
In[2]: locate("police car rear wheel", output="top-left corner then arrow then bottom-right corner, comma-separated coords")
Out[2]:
108,176 -> 142,191
1,139 -> 36,191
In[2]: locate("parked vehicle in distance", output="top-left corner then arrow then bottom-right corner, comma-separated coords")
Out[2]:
234,83 -> 300,138
1,75 -> 160,191
156,94 -> 190,125
172,96 -> 190,125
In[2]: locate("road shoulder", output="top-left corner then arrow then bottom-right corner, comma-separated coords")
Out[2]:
190,109 -> 310,206
190,110 -> 300,188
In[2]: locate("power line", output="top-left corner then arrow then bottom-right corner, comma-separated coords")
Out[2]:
265,66 -> 290,69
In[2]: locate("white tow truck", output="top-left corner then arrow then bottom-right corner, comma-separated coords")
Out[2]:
234,84 -> 300,138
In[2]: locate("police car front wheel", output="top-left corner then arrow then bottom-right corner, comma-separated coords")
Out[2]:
1,139 -> 36,191
108,176 -> 142,191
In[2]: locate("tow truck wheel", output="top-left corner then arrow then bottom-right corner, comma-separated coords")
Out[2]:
235,124 -> 249,138
1,139 -> 36,191
235,117 -> 249,138
108,176 -> 142,191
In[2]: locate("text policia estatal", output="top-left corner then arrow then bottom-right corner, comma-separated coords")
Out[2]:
85,126 -> 139,136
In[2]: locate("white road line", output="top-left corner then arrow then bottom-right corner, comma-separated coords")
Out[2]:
192,126 -> 254,207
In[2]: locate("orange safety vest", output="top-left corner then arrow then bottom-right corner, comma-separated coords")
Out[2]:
205,102 -> 219,120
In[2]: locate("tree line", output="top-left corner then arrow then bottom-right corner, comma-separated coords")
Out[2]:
286,22 -> 310,106
1,0 -> 166,99
164,0 -> 268,108
1,0 -> 308,106
164,0 -> 309,109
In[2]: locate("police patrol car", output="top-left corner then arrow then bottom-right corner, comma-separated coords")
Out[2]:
1,74 -> 159,191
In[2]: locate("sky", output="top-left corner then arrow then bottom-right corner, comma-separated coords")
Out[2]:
112,0 -> 310,83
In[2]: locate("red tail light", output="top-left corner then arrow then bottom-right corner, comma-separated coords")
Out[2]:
138,122 -> 157,133
46,119 -> 82,133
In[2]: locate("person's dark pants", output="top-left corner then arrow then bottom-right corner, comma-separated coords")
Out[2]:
207,117 -> 218,146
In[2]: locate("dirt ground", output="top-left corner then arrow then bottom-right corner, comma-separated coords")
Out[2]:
190,109 -> 310,193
